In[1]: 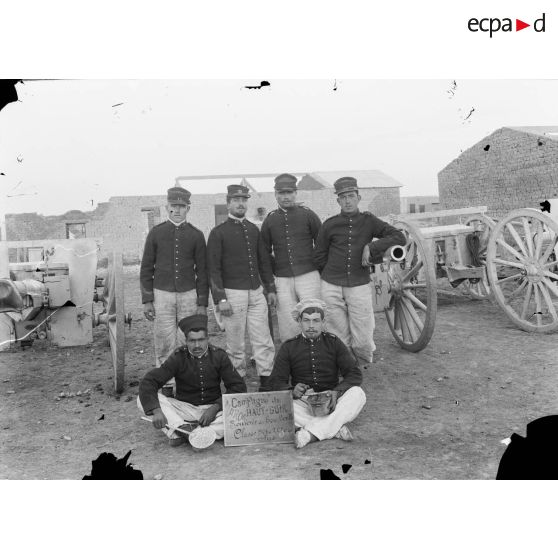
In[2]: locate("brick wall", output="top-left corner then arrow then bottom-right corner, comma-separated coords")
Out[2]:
6,187 -> 400,263
438,127 -> 558,219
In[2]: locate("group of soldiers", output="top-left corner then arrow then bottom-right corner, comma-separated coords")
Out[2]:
138,174 -> 405,449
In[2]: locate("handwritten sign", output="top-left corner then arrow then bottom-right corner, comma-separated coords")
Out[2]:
222,391 -> 295,447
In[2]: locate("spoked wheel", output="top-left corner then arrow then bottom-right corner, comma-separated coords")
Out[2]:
384,219 -> 438,352
461,214 -> 496,300
486,208 -> 558,333
106,251 -> 125,392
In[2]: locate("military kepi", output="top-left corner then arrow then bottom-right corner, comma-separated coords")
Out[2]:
333,176 -> 358,195
167,186 -> 191,205
274,173 -> 298,191
227,184 -> 251,198
178,314 -> 208,334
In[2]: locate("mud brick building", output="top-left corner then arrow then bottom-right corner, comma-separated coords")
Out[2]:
6,169 -> 404,264
438,127 -> 558,219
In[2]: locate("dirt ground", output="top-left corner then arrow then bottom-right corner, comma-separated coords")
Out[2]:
1,265 -> 557,480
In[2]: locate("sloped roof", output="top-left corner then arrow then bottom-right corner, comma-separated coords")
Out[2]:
310,170 -> 404,189
507,126 -> 558,140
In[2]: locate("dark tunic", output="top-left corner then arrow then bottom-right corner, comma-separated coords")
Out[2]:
139,220 -> 209,306
139,344 -> 247,414
207,217 -> 276,304
269,332 -> 362,395
260,205 -> 322,277
313,210 -> 406,287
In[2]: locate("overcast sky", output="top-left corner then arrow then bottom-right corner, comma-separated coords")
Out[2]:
1,79 -> 558,216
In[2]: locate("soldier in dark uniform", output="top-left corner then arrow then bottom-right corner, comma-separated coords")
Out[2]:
207,184 -> 276,389
313,177 -> 406,367
267,298 -> 366,449
260,173 -> 322,341
138,314 -> 246,447
140,185 -> 209,368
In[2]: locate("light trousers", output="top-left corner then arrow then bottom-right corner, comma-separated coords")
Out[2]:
275,271 -> 321,342
321,280 -> 376,364
153,288 -> 198,366
222,286 -> 275,377
293,386 -> 366,440
137,394 -> 224,440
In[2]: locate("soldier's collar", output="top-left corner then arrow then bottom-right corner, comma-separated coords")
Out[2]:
168,218 -> 187,227
228,214 -> 246,222
187,347 -> 209,359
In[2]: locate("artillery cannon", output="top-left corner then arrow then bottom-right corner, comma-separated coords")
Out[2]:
371,203 -> 558,351
0,239 -> 130,392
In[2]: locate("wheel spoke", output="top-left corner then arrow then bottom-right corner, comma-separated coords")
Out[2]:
538,283 -> 558,322
505,222 -> 529,258
533,284 -> 543,326
543,258 -> 558,269
398,301 -> 416,343
544,270 -> 558,281
403,282 -> 427,289
403,290 -> 427,312
539,239 -> 558,266
496,272 -> 523,285
493,258 -> 525,270
520,283 -> 533,320
393,304 -> 400,331
506,278 -> 527,300
402,259 -> 423,283
521,217 -> 535,256
533,221 -> 545,261
496,238 -> 526,263
401,296 -> 424,331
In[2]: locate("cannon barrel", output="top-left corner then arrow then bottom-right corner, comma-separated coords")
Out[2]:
0,278 -> 46,313
383,244 -> 407,262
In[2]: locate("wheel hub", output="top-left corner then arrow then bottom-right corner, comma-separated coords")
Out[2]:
522,259 -> 543,283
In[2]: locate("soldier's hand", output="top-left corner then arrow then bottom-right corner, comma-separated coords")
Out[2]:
151,408 -> 167,429
196,306 -> 207,315
143,302 -> 155,321
293,383 -> 309,399
361,244 -> 371,267
328,390 -> 339,413
199,404 -> 219,427
219,300 -> 233,317
266,292 -> 277,307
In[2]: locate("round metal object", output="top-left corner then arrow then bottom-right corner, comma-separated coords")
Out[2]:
188,426 -> 217,449
384,219 -> 438,352
486,208 -> 558,333
461,214 -> 496,300
106,251 -> 126,392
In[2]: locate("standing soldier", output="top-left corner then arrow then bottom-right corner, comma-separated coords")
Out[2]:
313,176 -> 406,367
260,173 -> 322,342
140,185 -> 208,370
207,184 -> 277,390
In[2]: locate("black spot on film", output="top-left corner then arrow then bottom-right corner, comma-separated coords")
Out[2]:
483,145 -> 490,151
83,450 -> 143,480
540,200 -> 551,213
364,459 -> 371,464
342,464 -> 352,474
244,81 -> 271,90
497,415 -> 558,480
0,80 -> 21,112
320,468 -> 340,480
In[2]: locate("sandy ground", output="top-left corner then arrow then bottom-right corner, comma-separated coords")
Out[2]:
1,266 -> 557,480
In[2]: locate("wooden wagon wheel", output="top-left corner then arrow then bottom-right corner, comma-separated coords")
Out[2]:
106,251 -> 125,392
486,208 -> 558,333
384,219 -> 438,352
460,214 -> 496,300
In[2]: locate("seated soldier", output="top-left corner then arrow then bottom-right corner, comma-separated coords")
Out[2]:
267,298 -> 366,449
138,314 -> 247,447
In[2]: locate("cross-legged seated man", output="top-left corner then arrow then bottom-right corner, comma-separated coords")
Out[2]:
267,298 -> 366,449
138,314 -> 246,447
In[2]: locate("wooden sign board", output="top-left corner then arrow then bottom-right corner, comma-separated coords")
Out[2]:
222,391 -> 295,447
